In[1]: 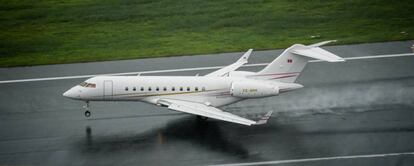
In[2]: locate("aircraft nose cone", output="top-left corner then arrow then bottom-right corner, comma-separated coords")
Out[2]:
63,88 -> 77,99
63,89 -> 71,98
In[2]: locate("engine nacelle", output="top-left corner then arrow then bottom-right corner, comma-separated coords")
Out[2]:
230,80 -> 279,98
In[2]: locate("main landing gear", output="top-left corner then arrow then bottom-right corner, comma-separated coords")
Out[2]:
83,101 -> 91,117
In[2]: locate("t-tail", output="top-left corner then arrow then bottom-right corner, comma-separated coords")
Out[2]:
253,40 -> 345,83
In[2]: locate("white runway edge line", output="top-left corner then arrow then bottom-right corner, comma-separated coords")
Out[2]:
210,151 -> 414,166
0,53 -> 413,84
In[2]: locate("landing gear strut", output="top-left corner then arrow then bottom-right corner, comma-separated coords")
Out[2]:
83,101 -> 91,117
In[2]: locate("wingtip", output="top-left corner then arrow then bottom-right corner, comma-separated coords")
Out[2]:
309,40 -> 337,47
330,58 -> 346,62
238,49 -> 253,63
253,110 -> 273,125
245,49 -> 253,56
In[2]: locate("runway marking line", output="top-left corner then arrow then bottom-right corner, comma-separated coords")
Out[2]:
0,53 -> 413,84
210,151 -> 414,166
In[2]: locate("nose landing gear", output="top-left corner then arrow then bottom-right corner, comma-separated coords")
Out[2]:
85,110 -> 91,117
83,101 -> 91,117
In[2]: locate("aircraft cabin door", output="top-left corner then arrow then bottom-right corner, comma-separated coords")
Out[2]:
103,80 -> 113,100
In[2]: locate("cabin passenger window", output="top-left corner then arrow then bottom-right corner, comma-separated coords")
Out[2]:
156,87 -> 159,91
148,87 -> 152,91
195,87 -> 199,91
140,87 -> 144,91
125,87 -> 129,91
133,87 -> 136,91
172,87 -> 175,91
163,87 -> 167,91
179,87 -> 183,91
187,87 -> 190,91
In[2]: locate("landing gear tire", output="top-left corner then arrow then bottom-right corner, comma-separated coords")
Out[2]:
85,110 -> 91,117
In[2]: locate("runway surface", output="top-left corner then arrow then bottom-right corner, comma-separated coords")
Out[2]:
0,41 -> 414,166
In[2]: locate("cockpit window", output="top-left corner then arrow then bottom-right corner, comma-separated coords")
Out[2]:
79,82 -> 96,88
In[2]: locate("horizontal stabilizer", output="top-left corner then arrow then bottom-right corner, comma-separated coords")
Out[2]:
291,47 -> 345,62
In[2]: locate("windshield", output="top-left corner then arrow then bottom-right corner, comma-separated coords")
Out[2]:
79,82 -> 96,88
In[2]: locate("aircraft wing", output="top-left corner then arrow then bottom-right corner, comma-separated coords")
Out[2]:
157,99 -> 271,126
205,49 -> 252,77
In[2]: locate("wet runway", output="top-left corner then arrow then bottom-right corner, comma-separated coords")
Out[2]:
1,41 -> 414,166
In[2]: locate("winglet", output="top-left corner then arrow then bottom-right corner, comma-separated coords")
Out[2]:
205,49 -> 253,77
253,111 -> 273,125
237,49 -> 253,64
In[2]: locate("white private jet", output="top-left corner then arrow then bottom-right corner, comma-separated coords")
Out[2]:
63,40 -> 344,126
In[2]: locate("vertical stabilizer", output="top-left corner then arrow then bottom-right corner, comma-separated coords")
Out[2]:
251,41 -> 344,83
